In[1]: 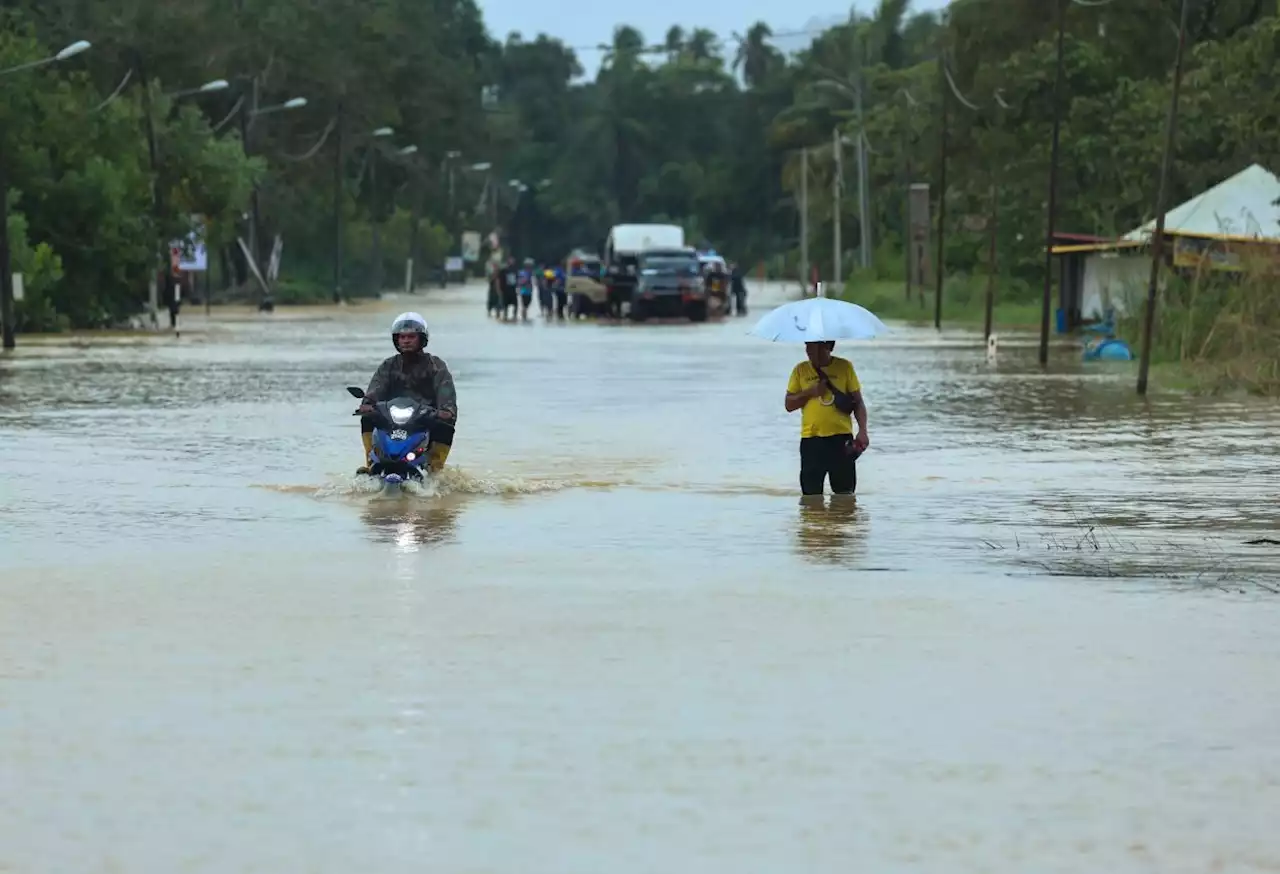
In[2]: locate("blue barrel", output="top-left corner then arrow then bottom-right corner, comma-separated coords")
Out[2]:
1055,307 -> 1066,334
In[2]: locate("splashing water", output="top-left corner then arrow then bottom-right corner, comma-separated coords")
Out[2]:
259,465 -> 595,502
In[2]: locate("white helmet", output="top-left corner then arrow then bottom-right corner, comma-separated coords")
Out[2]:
390,311 -> 428,351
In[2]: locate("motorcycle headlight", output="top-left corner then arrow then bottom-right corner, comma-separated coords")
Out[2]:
389,405 -> 415,425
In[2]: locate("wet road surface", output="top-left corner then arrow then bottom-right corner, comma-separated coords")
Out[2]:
2,281 -> 1279,872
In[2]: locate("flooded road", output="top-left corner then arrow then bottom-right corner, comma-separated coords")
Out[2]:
2,280 -> 1279,872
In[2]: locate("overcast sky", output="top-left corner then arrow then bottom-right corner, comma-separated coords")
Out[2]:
480,0 -> 951,77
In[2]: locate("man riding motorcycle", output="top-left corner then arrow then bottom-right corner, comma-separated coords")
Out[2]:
357,312 -> 457,475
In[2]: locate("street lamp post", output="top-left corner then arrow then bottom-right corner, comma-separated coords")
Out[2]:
508,179 -> 530,255
368,137 -> 410,294
444,150 -> 462,228
332,122 -> 392,302
237,83 -> 306,272
466,162 -> 495,243
140,74 -> 228,327
813,75 -> 871,273
0,39 -> 91,350
376,143 -> 416,293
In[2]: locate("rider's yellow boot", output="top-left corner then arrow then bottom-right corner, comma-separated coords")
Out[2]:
427,442 -> 451,473
357,431 -> 374,475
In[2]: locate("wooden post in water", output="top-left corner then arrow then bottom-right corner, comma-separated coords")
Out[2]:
1039,0 -> 1067,366
902,124 -> 912,302
985,183 -> 998,342
1137,0 -> 1192,396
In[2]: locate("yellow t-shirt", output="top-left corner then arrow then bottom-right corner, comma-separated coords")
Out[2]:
787,356 -> 862,438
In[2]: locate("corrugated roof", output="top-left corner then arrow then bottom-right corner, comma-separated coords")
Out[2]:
1123,164 -> 1280,242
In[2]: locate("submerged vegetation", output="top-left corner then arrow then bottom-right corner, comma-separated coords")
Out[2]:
983,506 -> 1280,593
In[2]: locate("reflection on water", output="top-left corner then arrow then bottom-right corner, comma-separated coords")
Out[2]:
360,493 -> 465,549
794,494 -> 866,567
3,284 -> 1280,872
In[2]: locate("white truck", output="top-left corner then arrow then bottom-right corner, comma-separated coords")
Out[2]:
602,224 -> 686,318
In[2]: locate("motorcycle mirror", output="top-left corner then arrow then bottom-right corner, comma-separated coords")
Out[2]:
345,386 -> 365,398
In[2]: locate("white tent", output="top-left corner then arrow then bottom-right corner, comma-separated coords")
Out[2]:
1123,163 -> 1280,242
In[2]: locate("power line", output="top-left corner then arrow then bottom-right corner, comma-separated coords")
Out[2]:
555,25 -> 837,54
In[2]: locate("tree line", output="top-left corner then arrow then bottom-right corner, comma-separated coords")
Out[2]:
1,0 -> 1276,331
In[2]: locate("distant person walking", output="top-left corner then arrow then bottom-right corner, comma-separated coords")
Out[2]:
730,262 -> 748,316
500,256 -> 519,321
552,265 -> 567,320
517,258 -> 535,321
783,341 -> 869,495
487,263 -> 501,316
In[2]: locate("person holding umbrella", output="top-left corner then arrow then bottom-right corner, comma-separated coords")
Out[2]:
751,286 -> 885,496
784,341 -> 868,495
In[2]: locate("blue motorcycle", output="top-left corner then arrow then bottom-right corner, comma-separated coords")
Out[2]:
346,386 -> 440,489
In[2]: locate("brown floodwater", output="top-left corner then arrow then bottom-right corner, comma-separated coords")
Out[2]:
2,280 -> 1279,872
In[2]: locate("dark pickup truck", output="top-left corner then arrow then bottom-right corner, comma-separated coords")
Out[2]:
630,248 -> 707,322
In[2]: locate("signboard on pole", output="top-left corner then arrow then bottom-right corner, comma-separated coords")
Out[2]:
908,183 -> 932,290
171,217 -> 209,272
461,231 -> 481,262
444,256 -> 464,273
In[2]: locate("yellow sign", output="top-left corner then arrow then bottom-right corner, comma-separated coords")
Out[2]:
1172,236 -> 1280,273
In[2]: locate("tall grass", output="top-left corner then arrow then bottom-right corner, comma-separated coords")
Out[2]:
838,275 -> 1043,327
1117,261 -> 1280,395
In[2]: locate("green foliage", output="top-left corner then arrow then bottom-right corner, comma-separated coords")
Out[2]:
2,0 -> 1277,364
1116,268 -> 1280,394
4,201 -> 67,331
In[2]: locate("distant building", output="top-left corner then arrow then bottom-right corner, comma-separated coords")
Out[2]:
1051,164 -> 1280,326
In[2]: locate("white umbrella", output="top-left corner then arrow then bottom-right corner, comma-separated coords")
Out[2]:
749,286 -> 888,342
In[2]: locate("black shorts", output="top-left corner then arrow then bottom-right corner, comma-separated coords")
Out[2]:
799,434 -> 857,495
502,287 -> 517,308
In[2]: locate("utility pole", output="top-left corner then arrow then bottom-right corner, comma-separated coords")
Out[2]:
139,56 -> 164,328
409,167 -> 422,292
370,145 -> 382,293
1039,0 -> 1067,366
332,98 -> 344,303
240,77 -> 263,271
832,126 -> 842,292
854,71 -> 870,271
934,52 -> 949,330
490,173 -> 498,236
901,88 -> 915,303
448,165 -> 456,223
0,160 -> 13,350
1138,0 -> 1192,395
799,147 -> 809,296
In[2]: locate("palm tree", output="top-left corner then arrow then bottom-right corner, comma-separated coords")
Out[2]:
602,25 -> 645,73
733,22 -> 783,88
684,28 -> 721,65
664,25 -> 684,63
